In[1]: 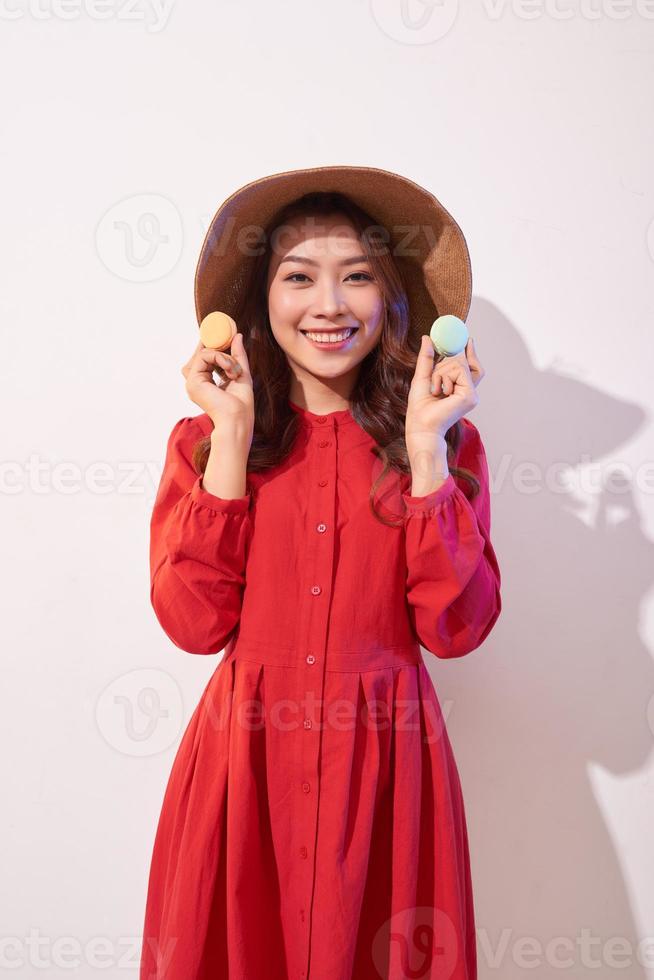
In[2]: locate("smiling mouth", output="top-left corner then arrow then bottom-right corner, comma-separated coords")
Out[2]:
300,327 -> 359,344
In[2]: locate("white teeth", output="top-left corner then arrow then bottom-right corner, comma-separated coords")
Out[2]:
303,328 -> 355,344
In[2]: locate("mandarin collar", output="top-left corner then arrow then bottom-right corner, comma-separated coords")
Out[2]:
288,399 -> 357,428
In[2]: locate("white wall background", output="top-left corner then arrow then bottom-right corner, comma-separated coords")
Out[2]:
1,1 -> 653,977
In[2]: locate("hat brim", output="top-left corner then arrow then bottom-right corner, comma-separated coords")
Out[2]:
194,164 -> 472,343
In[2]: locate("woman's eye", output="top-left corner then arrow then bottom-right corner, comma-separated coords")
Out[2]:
285,272 -> 373,284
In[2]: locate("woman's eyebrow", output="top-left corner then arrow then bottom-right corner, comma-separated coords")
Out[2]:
279,254 -> 369,267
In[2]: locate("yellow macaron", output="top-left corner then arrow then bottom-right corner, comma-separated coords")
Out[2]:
199,311 -> 237,351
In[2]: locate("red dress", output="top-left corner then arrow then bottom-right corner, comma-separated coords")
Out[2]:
140,399 -> 501,980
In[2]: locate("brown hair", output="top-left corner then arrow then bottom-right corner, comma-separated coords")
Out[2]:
191,191 -> 479,526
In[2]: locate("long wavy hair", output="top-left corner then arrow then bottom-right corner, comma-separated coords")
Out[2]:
191,191 -> 479,526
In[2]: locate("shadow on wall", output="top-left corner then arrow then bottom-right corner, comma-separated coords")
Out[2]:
426,294 -> 653,980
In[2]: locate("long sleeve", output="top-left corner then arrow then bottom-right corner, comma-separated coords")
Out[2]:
149,416 -> 253,655
402,418 -> 502,659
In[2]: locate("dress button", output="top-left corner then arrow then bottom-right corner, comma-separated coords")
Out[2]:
303,718 -> 312,729
318,440 -> 330,448
306,655 -> 316,665
299,846 -> 308,859
316,523 -> 327,533
316,417 -> 326,424
318,478 -> 327,487
302,781 -> 310,793
310,585 -> 321,596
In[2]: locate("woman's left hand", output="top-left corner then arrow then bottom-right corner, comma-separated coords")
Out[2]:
406,334 -> 484,442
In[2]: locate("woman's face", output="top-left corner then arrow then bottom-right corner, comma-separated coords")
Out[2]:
265,213 -> 385,392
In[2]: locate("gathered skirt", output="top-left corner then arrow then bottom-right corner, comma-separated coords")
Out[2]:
139,641 -> 477,980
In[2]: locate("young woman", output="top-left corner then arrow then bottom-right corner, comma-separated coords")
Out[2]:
140,166 -> 502,980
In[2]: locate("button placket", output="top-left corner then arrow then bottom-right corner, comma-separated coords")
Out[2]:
295,414 -> 338,980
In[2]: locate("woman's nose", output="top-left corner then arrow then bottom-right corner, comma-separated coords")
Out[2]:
312,279 -> 348,318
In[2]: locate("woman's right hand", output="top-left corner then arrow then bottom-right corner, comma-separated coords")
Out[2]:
181,332 -> 254,434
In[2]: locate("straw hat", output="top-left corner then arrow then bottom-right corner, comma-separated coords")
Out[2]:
194,165 -> 472,345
